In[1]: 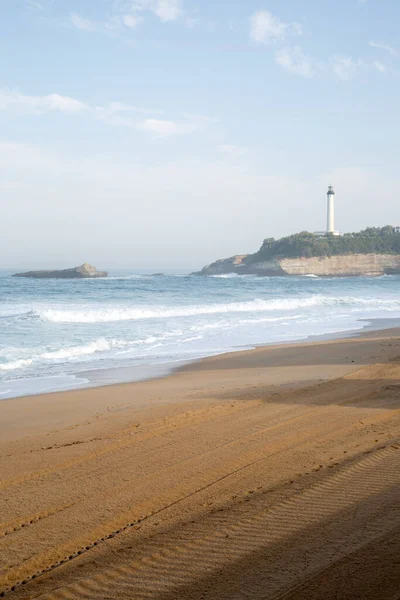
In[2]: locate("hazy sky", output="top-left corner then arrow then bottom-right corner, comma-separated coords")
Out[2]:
1,0 -> 400,270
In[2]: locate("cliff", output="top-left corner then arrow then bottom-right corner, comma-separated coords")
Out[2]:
195,227 -> 400,277
196,254 -> 400,277
13,263 -> 108,279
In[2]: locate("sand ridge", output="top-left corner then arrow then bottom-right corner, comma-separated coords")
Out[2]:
0,331 -> 400,599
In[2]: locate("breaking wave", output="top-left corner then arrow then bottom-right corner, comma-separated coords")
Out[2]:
38,295 -> 400,324
40,338 -> 126,360
0,358 -> 33,371
0,338 -> 127,371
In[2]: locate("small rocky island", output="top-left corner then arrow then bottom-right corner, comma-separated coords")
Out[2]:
13,263 -> 108,279
195,227 -> 400,277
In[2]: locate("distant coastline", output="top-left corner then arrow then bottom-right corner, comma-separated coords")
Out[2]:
195,227 -> 400,277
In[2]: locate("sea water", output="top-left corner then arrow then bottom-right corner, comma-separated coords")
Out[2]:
1,270 -> 399,398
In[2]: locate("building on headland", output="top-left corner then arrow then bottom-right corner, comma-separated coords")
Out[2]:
315,185 -> 341,237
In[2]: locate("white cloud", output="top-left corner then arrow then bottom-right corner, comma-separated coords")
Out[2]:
152,0 -> 182,22
70,12 -> 98,32
70,1 -> 183,39
330,56 -> 386,80
122,14 -> 141,28
70,12 -> 130,38
137,117 -> 203,135
249,10 -> 301,45
25,0 -> 45,9
369,41 -> 398,57
126,0 -> 183,22
0,89 -> 210,136
372,60 -> 386,73
0,90 -> 88,114
275,46 -> 316,78
97,101 -> 162,116
273,48 -> 386,81
330,55 -> 366,80
249,13 -> 388,83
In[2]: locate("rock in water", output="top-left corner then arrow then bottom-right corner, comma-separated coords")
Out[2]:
13,263 -> 108,279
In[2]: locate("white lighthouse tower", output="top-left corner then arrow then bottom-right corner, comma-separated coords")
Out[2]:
326,185 -> 339,235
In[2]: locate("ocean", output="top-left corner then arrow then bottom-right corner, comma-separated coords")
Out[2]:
1,270 -> 399,399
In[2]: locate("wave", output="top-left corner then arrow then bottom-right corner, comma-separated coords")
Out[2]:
0,330 -> 199,371
96,274 -> 190,281
0,358 -> 33,371
104,275 -> 154,281
0,309 -> 33,320
37,295 -> 400,324
0,338 -> 128,371
40,338 -> 127,360
210,273 -> 259,279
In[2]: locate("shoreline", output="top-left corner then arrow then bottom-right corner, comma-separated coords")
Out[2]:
1,323 -> 399,598
2,316 -> 400,402
1,323 -> 400,440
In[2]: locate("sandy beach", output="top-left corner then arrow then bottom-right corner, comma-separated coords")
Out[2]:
1,328 -> 400,599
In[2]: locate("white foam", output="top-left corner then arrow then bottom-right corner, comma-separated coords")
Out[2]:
0,358 -> 33,371
40,338 -> 126,360
0,338 -> 130,371
37,295 -> 400,324
210,273 -> 240,279
37,296 -> 324,324
104,275 -> 153,281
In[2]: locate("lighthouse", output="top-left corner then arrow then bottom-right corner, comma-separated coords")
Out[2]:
327,185 -> 336,234
314,186 -> 340,237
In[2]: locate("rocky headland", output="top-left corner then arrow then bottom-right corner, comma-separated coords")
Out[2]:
195,227 -> 400,277
13,263 -> 108,279
196,253 -> 400,277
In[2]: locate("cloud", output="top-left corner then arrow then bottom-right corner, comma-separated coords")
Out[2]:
70,1 -> 183,40
275,46 -> 316,78
117,0 -> 183,23
250,12 -> 388,83
150,0 -> 183,22
0,90 -> 88,114
369,41 -> 398,57
70,12 -> 133,38
0,89 -> 211,136
330,55 -> 367,80
137,117 -> 206,135
122,14 -> 141,29
249,10 -> 301,45
25,0 -> 45,9
372,60 -> 386,73
70,12 -> 97,31
273,48 -> 385,81
330,55 -> 387,80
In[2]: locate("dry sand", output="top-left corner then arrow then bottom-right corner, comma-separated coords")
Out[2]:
0,330 -> 400,599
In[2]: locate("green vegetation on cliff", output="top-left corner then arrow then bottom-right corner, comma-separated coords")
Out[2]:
247,226 -> 400,263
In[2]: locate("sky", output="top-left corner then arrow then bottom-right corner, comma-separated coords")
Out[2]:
1,0 -> 400,270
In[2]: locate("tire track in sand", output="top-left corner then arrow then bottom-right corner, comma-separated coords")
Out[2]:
4,443 -> 399,599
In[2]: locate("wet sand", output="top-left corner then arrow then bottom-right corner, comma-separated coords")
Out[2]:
1,329 -> 400,599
